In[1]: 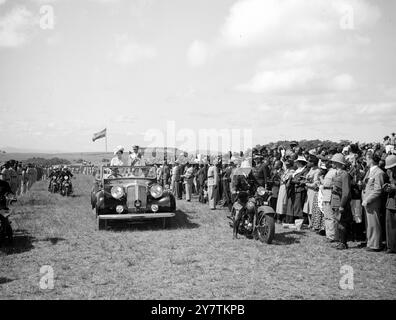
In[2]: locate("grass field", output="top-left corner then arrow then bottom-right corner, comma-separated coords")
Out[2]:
1,175 -> 395,299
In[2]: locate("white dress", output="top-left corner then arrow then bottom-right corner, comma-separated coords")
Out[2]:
110,157 -> 124,166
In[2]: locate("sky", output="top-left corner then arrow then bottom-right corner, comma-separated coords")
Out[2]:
0,0 -> 395,153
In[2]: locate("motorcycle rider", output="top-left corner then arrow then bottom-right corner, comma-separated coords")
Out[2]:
48,166 -> 61,191
252,154 -> 270,189
59,166 -> 73,194
230,160 -> 260,236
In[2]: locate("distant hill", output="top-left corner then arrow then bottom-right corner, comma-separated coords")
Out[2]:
0,146 -> 65,154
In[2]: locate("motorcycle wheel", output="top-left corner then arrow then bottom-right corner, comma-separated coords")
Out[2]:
65,187 -> 69,197
257,214 -> 275,244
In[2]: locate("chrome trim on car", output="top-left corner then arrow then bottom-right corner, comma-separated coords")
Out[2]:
98,213 -> 175,219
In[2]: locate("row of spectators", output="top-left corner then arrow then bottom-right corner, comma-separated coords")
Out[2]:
154,135 -> 396,253
0,161 -> 46,195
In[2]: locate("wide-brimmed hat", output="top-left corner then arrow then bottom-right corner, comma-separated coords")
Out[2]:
331,153 -> 346,165
132,145 -> 139,150
290,141 -> 298,147
294,155 -> 308,164
113,145 -> 125,155
385,155 -> 396,169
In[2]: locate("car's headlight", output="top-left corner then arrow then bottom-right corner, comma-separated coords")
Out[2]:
257,186 -> 265,196
111,186 -> 124,199
150,184 -> 163,198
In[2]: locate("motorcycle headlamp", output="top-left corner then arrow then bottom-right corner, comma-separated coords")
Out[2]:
257,186 -> 266,196
150,184 -> 163,199
111,186 -> 124,199
64,176 -> 69,180
247,201 -> 255,210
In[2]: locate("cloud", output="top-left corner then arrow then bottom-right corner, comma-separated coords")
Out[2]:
219,0 -> 381,48
110,34 -> 157,65
237,66 -> 356,94
0,6 -> 35,47
187,40 -> 209,67
0,0 -> 6,6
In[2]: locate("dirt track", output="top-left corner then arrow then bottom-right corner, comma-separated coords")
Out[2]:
1,175 -> 395,299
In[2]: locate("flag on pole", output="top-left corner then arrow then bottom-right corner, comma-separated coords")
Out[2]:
92,128 -> 106,142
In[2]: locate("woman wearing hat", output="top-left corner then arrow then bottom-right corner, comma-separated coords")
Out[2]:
110,146 -> 125,166
383,155 -> 396,253
285,156 -> 309,224
313,161 -> 329,234
276,160 -> 295,223
303,152 -> 321,229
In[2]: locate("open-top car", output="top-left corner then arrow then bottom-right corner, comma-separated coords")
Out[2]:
91,166 -> 176,230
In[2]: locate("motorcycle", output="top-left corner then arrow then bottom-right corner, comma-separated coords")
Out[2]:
0,195 -> 17,246
230,186 -> 275,244
48,176 -> 59,193
60,176 -> 72,197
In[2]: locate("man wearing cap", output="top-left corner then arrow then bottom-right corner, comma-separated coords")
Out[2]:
129,145 -> 140,166
330,153 -> 352,250
383,155 -> 396,253
362,153 -> 386,252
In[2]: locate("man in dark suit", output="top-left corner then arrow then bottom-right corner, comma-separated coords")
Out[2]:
197,164 -> 207,203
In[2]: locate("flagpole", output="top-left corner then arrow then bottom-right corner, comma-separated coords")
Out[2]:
105,129 -> 108,153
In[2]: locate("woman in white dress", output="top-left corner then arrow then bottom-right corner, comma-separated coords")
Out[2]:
110,146 -> 125,166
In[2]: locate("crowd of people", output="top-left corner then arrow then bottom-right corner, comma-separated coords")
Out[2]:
147,136 -> 396,254
0,161 -> 47,196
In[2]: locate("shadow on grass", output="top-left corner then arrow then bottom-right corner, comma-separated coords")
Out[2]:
0,277 -> 15,285
39,237 -> 67,245
0,229 -> 35,255
103,209 -> 200,232
272,230 -> 307,245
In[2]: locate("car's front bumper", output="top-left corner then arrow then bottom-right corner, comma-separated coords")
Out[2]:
98,212 -> 175,220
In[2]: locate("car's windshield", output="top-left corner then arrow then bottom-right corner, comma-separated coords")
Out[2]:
102,166 -> 157,179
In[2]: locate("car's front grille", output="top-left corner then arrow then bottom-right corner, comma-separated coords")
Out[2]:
127,184 -> 147,209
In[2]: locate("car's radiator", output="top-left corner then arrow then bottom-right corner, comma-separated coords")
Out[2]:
127,184 -> 147,209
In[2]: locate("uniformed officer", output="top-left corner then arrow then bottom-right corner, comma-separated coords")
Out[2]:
26,164 -> 35,191
330,153 -> 352,250
1,162 -> 11,186
252,155 -> 270,188
8,164 -> 18,194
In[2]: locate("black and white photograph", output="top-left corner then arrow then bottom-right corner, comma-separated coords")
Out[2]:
0,0 -> 395,306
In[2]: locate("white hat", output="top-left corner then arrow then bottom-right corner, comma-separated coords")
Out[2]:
113,145 -> 125,155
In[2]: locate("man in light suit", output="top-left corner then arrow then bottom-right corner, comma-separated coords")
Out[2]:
207,160 -> 219,210
362,153 -> 386,252
171,161 -> 182,200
